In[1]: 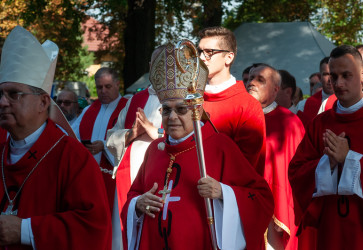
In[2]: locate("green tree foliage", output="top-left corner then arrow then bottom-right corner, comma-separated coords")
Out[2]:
224,0 -> 363,46
312,0 -> 363,45
0,0 -> 95,82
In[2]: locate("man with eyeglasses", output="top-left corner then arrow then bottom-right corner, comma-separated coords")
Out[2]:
121,41 -> 274,250
56,89 -> 79,125
198,26 -> 266,175
72,67 -> 128,249
0,26 -> 111,249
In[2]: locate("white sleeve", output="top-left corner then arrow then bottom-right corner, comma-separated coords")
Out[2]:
21,218 -> 36,249
127,196 -> 143,250
313,154 -> 338,197
213,183 -> 246,250
338,150 -> 363,198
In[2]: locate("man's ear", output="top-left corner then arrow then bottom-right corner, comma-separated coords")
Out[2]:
39,94 -> 51,113
225,52 -> 234,66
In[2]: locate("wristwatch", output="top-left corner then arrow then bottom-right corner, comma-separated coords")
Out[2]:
158,128 -> 164,138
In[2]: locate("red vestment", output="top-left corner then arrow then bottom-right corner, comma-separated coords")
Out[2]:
323,94 -> 337,112
122,122 -> 274,250
0,120 -> 111,250
264,106 -> 305,249
302,90 -> 322,126
79,97 -> 128,211
289,103 -> 363,249
203,81 -> 266,175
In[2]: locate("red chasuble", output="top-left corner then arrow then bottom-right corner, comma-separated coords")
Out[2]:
79,97 -> 127,211
289,103 -> 363,249
0,120 -> 111,250
0,128 -> 7,144
122,122 -> 274,250
302,90 -> 322,126
203,81 -> 266,175
264,106 -> 305,249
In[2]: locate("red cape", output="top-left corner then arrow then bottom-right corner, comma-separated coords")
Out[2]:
122,122 -> 274,250
203,81 -> 266,175
289,103 -> 363,249
265,106 -> 305,249
0,120 -> 111,250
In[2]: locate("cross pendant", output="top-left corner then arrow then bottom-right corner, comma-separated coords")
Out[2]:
158,184 -> 171,203
1,202 -> 18,215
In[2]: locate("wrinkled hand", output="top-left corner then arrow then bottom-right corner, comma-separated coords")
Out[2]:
323,129 -> 349,169
125,114 -> 147,146
0,215 -> 21,246
136,183 -> 163,218
197,177 -> 223,199
85,140 -> 104,155
136,108 -> 158,140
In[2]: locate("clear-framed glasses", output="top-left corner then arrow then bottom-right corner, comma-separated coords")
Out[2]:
0,90 -> 41,103
197,48 -> 230,60
161,106 -> 189,116
56,100 -> 78,106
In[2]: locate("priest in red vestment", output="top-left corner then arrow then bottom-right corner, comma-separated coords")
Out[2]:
198,27 -> 266,175
301,57 -> 334,126
121,42 -> 274,250
247,64 -> 305,249
0,26 -> 111,249
289,45 -> 363,249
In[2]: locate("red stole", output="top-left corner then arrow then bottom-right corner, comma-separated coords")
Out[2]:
79,97 -> 127,211
303,90 -> 322,125
115,89 -> 149,232
324,94 -> 337,112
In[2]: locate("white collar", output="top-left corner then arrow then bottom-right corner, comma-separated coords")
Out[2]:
168,122 -> 204,145
9,122 -> 47,164
263,102 -> 278,114
336,98 -> 363,114
148,85 -> 156,95
205,75 -> 236,94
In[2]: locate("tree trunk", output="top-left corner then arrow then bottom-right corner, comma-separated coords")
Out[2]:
123,0 -> 156,90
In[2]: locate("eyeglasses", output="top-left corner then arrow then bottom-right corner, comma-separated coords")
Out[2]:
56,100 -> 78,106
161,106 -> 189,116
197,48 -> 230,60
0,90 -> 41,103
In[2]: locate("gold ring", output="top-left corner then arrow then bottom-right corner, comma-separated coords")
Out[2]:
146,205 -> 150,212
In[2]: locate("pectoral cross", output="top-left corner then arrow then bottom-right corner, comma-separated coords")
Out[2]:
1,202 -> 18,215
159,184 -> 171,203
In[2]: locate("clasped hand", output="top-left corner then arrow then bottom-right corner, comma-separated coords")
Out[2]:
323,129 -> 349,169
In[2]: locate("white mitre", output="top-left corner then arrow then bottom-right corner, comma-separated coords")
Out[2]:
0,26 -> 76,138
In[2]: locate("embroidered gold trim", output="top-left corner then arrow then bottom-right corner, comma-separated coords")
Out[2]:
272,214 -> 291,235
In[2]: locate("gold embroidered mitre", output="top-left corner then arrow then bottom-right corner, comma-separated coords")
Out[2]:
149,42 -> 208,102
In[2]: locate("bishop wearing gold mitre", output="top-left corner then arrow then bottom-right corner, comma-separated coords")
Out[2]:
121,41 -> 274,250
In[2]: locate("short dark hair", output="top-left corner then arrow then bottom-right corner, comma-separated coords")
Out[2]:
198,26 -> 237,64
319,57 -> 330,72
95,67 -> 119,83
309,72 -> 321,80
278,69 -> 296,99
243,65 -> 253,75
356,44 -> 363,50
330,45 -> 362,63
